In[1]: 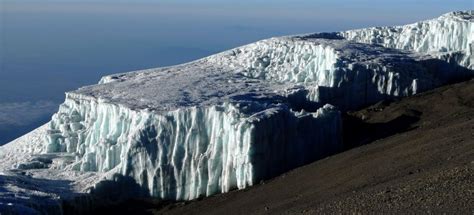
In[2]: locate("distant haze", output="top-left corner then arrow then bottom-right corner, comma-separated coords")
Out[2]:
0,0 -> 472,144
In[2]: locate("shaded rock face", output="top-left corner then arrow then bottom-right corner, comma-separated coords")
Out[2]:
0,11 -> 472,214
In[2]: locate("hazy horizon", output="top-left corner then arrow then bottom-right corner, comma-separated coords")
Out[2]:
0,0 -> 472,144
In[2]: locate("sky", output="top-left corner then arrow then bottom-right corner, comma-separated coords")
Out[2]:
0,0 -> 472,144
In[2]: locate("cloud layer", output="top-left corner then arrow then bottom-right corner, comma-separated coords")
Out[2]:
0,101 -> 58,129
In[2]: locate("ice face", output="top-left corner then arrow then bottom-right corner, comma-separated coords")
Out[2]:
46,92 -> 342,200
210,37 -> 470,110
340,11 -> 474,69
44,37 -> 469,201
1,11 -> 473,213
208,39 -> 338,84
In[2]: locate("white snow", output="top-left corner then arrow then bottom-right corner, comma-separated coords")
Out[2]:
339,11 -> 474,69
208,39 -> 338,84
0,11 -> 472,214
0,124 -> 102,214
47,74 -> 343,200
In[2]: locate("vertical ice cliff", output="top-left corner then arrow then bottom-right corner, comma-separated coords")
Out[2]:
44,51 -> 346,200
47,94 -> 341,199
340,11 -> 474,69
47,92 -> 341,200
1,11 -> 473,213
208,39 -> 338,84
210,37 -> 469,110
43,36 -> 469,201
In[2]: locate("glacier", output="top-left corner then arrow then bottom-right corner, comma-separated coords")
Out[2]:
0,11 -> 472,214
339,11 -> 474,69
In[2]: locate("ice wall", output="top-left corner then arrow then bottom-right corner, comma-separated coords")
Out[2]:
210,37 -> 467,110
45,35 -> 470,201
46,93 -> 341,200
208,39 -> 338,85
43,36 -> 470,201
340,11 -> 474,69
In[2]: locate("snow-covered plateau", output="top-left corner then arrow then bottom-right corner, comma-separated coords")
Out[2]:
0,11 -> 473,214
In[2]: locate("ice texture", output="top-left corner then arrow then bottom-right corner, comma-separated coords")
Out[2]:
46,57 -> 345,200
47,93 -> 342,200
339,11 -> 474,69
43,36 -> 469,201
209,37 -> 470,110
0,11 -> 473,214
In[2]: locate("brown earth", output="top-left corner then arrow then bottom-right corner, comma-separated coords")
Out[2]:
92,79 -> 474,214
